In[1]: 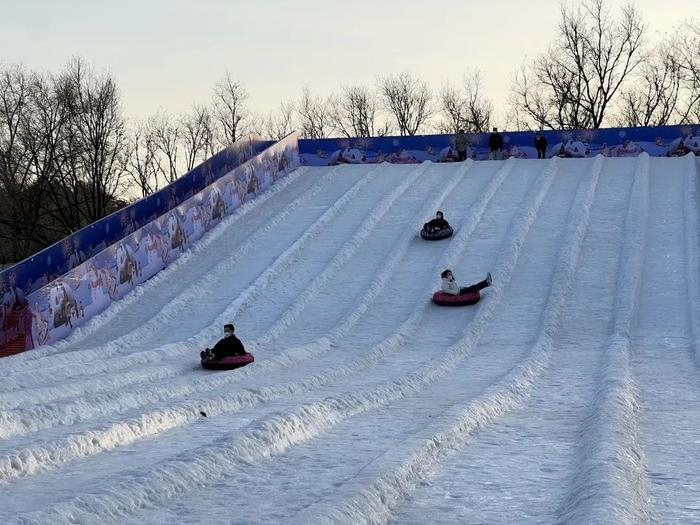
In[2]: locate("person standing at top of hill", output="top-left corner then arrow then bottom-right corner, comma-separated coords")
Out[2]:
488,127 -> 503,160
534,131 -> 548,159
455,129 -> 470,161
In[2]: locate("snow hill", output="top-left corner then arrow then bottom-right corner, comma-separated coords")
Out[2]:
1,154 -> 700,524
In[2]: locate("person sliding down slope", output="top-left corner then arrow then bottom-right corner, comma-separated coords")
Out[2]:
201,323 -> 246,361
424,211 -> 451,232
441,269 -> 492,295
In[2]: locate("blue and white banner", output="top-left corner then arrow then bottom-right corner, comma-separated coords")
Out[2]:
298,124 -> 700,166
0,134 -> 298,356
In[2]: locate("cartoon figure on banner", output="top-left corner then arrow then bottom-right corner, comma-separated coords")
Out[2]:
1,274 -> 33,353
388,148 -> 419,164
167,212 -> 188,251
504,144 -> 528,159
551,140 -> 588,158
191,200 -> 206,240
145,228 -> 168,270
66,237 -> 86,271
438,146 -> 458,162
666,136 -> 691,157
230,178 -> 244,209
277,151 -> 289,173
246,165 -> 259,195
32,302 -> 49,346
684,134 -> 700,154
116,241 -> 140,285
258,156 -> 271,189
83,261 -> 109,311
614,139 -> 643,157
48,281 -> 77,329
209,187 -> 226,221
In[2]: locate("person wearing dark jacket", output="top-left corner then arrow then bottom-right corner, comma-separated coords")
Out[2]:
488,127 -> 503,160
424,211 -> 451,232
534,131 -> 547,159
201,324 -> 246,360
455,129 -> 469,161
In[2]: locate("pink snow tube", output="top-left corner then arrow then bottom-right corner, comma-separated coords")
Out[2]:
201,352 -> 255,370
432,290 -> 480,306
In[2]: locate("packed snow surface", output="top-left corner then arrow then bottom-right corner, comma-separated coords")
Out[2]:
2,155 -> 700,524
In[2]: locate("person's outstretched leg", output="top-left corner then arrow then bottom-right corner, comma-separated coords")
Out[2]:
460,272 -> 492,294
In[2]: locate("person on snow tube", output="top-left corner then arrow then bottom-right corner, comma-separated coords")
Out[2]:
441,269 -> 492,296
201,323 -> 246,361
424,211 -> 451,232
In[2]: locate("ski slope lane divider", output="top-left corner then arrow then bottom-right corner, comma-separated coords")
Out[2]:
0,166 -> 313,376
683,153 -> 700,366
252,160 -> 474,347
6,158 -> 555,523
300,155 -> 603,525
0,160 -> 503,485
556,153 -> 653,525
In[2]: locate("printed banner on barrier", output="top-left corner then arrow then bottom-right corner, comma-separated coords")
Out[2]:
0,134 -> 272,300
298,124 -> 700,166
0,134 -> 299,357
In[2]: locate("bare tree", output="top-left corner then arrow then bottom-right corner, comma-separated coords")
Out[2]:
48,58 -> 128,232
125,121 -> 161,197
180,104 -> 215,171
150,112 -> 181,183
512,0 -> 645,129
212,74 -> 250,147
254,101 -> 296,140
296,87 -> 335,139
378,72 -> 432,136
329,85 -> 390,138
674,20 -> 700,124
439,71 -> 492,133
617,41 -> 683,127
0,65 -> 37,260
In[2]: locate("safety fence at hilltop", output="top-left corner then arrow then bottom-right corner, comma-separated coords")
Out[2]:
0,133 -> 299,357
298,124 -> 700,166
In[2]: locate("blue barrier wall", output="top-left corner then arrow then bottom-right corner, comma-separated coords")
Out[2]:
0,134 -> 272,300
298,124 -> 700,166
0,134 -> 298,356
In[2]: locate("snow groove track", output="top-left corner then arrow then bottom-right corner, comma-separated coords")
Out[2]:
556,154 -> 652,525
2,155 -> 699,524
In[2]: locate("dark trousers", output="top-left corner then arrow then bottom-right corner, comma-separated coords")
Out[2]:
460,278 -> 489,294
537,148 -> 546,159
457,150 -> 467,161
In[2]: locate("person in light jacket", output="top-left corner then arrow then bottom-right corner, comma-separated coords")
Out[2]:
441,269 -> 492,295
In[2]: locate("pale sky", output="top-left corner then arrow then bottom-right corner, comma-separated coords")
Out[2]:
0,0 -> 685,127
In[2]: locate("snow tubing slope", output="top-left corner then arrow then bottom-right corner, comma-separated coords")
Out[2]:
420,226 -> 454,240
201,353 -> 255,370
432,290 -> 480,306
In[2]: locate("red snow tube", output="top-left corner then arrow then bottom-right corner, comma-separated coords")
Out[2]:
201,352 -> 255,370
432,290 -> 480,306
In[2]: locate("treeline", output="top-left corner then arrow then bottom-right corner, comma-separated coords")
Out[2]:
1,0 -> 699,265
